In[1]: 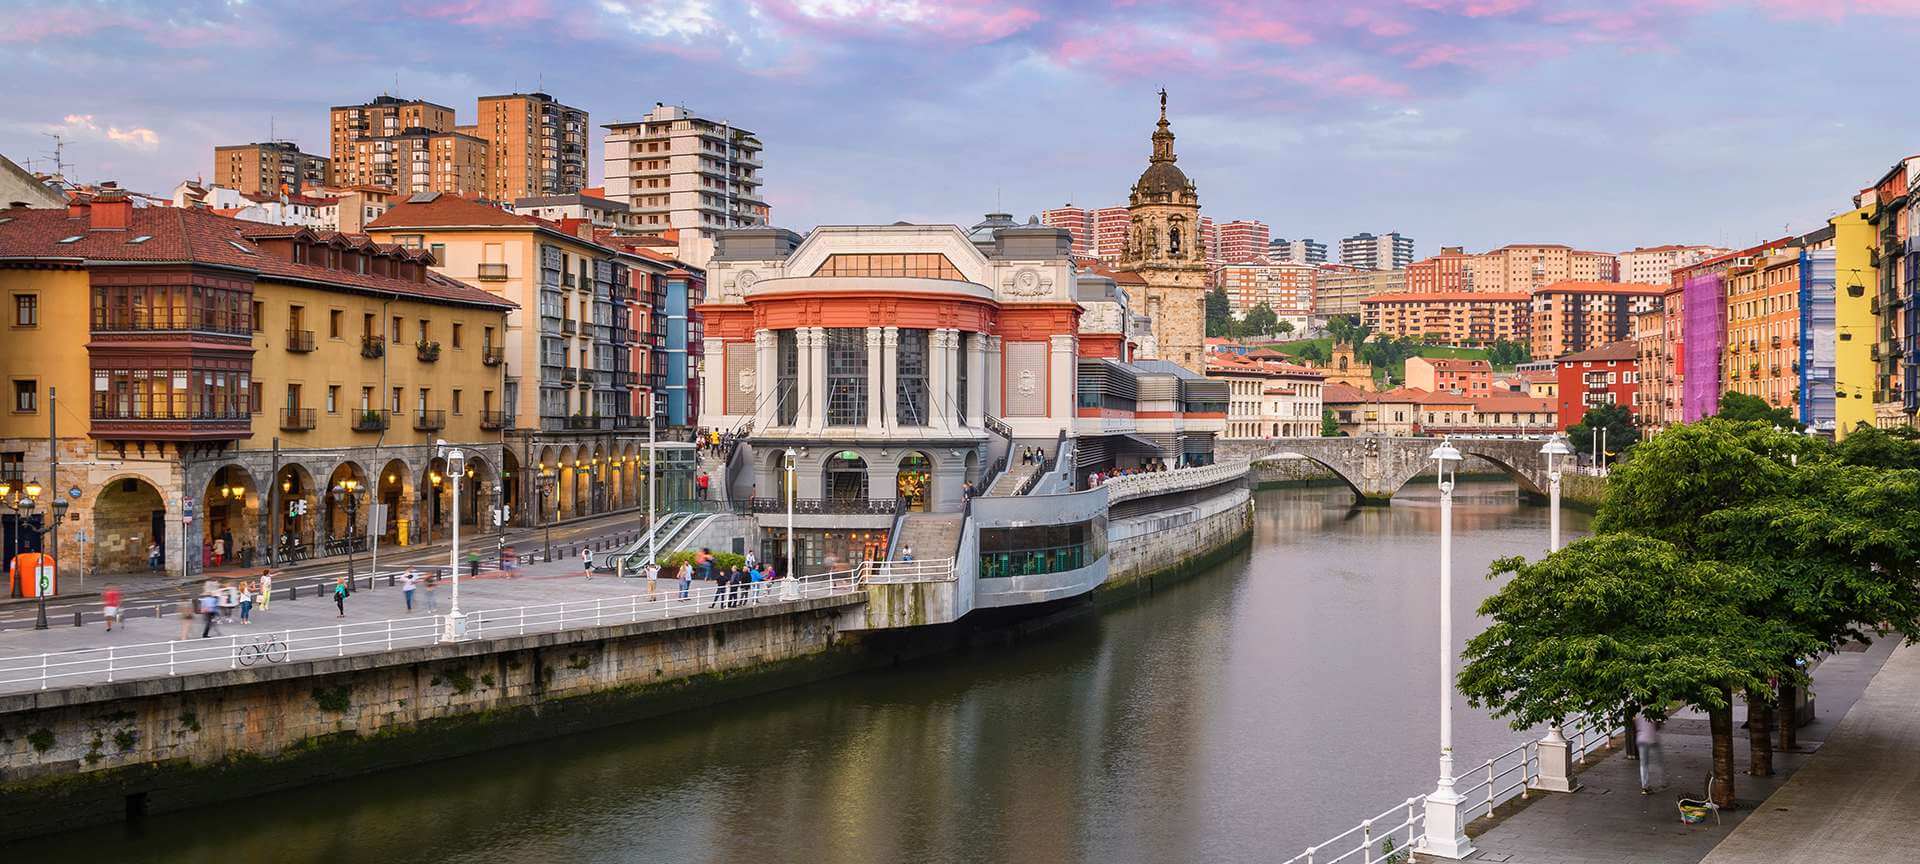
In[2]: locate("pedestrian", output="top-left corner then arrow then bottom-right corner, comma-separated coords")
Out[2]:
401,569 -> 418,611
582,546 -> 594,575
211,534 -> 225,567
200,592 -> 220,638
238,582 -> 254,624
678,560 -> 693,600
177,598 -> 196,640
750,564 -> 766,603
710,563 -> 726,609
468,550 -> 482,581
1633,714 -> 1664,793
218,582 -> 239,623
258,570 -> 273,611
745,549 -> 757,570
147,540 -> 163,572
102,585 -> 123,632
332,577 -> 348,618
696,472 -> 710,500
901,544 -> 914,562
646,562 -> 660,599
424,570 -> 441,613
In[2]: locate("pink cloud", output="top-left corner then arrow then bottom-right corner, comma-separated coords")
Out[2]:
403,0 -> 555,25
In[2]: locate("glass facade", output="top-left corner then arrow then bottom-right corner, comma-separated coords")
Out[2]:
896,328 -> 929,426
825,328 -> 867,426
955,332 -> 968,422
811,253 -> 964,280
92,282 -> 251,334
979,518 -> 1108,579
777,329 -> 798,425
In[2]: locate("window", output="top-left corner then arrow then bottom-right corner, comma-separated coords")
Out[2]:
825,328 -> 868,426
251,381 -> 263,413
896,329 -> 929,426
391,315 -> 404,343
419,318 -> 431,342
429,243 -> 445,263
451,389 -> 463,414
252,301 -> 265,332
360,386 -> 373,410
391,387 -> 402,413
363,312 -> 376,339
12,380 -> 36,412
12,294 -> 36,327
451,322 -> 463,348
417,388 -> 429,414
329,309 -> 343,339
483,326 -> 495,350
810,254 -> 965,280
285,383 -> 301,410
979,518 -> 1108,579
776,330 -> 798,426
325,385 -> 340,413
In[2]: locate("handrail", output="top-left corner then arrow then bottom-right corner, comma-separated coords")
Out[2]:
862,557 -> 957,583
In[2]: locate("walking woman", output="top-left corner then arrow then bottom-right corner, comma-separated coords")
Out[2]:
238,582 -> 254,624
332,577 -> 348,618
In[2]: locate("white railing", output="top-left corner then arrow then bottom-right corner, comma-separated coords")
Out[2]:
0,571 -> 864,693
1100,460 -> 1249,503
861,558 -> 957,583
1282,712 -> 1623,863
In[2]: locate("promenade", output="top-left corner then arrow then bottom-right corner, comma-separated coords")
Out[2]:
1451,637 -> 1906,864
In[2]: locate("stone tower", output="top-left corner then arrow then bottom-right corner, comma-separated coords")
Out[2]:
1117,89 -> 1209,372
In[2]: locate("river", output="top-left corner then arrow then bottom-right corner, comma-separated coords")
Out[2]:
31,478 -> 1587,864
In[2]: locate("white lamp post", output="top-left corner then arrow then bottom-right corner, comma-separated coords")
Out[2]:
1420,439 -> 1473,860
647,393 -> 659,574
780,447 -> 800,601
439,440 -> 468,641
1540,437 -> 1572,553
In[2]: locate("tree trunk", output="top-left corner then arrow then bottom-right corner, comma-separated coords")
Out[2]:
1747,690 -> 1774,777
1709,690 -> 1738,809
1623,704 -> 1639,760
1777,681 -> 1798,751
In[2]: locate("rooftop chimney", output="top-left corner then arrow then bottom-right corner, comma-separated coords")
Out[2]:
91,190 -> 132,231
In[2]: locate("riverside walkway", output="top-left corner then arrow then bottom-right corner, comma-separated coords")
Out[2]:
1447,638 -> 1904,864
0,556 -> 856,695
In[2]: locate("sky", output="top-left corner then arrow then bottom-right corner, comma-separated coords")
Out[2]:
4,0 -> 1920,258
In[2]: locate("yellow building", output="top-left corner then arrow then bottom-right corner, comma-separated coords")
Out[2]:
1831,204 -> 1879,437
0,193 -> 513,580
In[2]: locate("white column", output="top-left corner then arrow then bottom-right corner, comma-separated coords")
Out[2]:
928,328 -> 950,433
985,336 -> 1003,418
755,328 -> 778,429
866,326 -> 883,431
966,333 -> 987,431
1047,334 -> 1076,422
944,328 -> 963,433
881,326 -> 901,426
805,327 -> 828,432
702,338 -> 725,426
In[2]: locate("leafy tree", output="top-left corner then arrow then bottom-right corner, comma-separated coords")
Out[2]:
1275,319 -> 1295,338
1717,392 -> 1801,430
1205,288 -> 1232,338
1566,404 -> 1638,464
1295,342 -> 1331,365
1326,315 -> 1368,347
1320,406 -> 1341,437
1833,424 -> 1920,469
1239,303 -> 1279,338
1460,535 -> 1820,807
1487,340 -> 1532,369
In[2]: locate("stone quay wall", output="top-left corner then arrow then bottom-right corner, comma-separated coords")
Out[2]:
0,594 -> 866,840
1104,485 -> 1253,596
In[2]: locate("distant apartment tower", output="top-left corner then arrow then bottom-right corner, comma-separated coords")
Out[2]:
328,95 -> 459,189
1200,215 -> 1218,264
1217,219 -> 1270,263
1094,206 -> 1130,260
1407,246 -> 1473,293
1469,244 -> 1618,293
475,92 -> 589,200
1041,205 -> 1095,257
213,141 -> 331,194
1617,244 -> 1730,287
602,103 -> 768,240
1270,237 -> 1327,265
1217,261 -> 1315,318
1530,281 -> 1664,358
1340,232 -> 1414,270
1314,264 -> 1405,317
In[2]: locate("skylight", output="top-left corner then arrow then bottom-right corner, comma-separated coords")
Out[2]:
226,240 -> 255,254
129,235 -> 152,244
57,235 -> 82,244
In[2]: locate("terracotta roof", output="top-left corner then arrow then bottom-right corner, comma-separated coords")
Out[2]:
1534,280 -> 1664,295
1415,358 -> 1492,371
0,205 -> 514,310
1363,292 -> 1529,303
1554,342 -> 1638,364
1205,352 -> 1323,378
1323,383 -> 1425,404
367,194 -> 541,229
1471,394 -> 1555,413
1080,259 -> 1147,285
1415,390 -> 1472,407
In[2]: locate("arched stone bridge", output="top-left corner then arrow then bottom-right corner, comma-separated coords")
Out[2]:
1215,437 -> 1553,502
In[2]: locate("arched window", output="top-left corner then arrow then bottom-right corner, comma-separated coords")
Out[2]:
1168,226 -> 1182,256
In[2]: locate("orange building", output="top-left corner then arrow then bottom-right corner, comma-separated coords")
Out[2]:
474,92 -> 588,201
1468,244 -> 1617,293
1406,246 -> 1472,293
1721,247 -> 1805,411
328,96 -> 459,191
1529,281 -> 1664,359
1360,292 -> 1529,346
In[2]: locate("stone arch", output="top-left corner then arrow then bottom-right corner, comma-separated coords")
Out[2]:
556,446 -> 579,519
460,451 -> 497,529
416,456 -> 452,544
89,473 -> 167,575
200,463 -> 260,566
766,447 -> 793,503
896,450 -> 934,512
322,461 -> 370,542
500,448 -> 521,520
589,444 -> 608,514
1257,451 -> 1370,501
1456,447 -> 1548,497
375,458 -> 412,544
272,463 -> 318,552
534,445 -> 560,522
822,449 -> 869,504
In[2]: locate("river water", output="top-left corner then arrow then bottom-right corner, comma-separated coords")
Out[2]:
40,479 -> 1586,864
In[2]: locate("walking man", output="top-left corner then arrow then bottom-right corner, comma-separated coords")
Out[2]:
200,592 -> 220,638
424,570 -> 441,613
582,546 -> 594,576
401,569 -> 418,611
1634,714 -> 1664,793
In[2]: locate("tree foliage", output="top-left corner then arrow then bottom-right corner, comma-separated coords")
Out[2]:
1205,287 -> 1232,338
1566,404 -> 1639,462
1717,392 -> 1801,430
1239,303 -> 1279,338
1833,424 -> 1920,469
1326,315 -> 1368,347
1321,406 -> 1342,437
1486,340 -> 1532,369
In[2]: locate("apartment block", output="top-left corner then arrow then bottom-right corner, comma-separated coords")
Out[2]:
1094,206 -> 1130,260
1360,292 -> 1529,346
1340,232 -> 1414,270
1270,237 -> 1327,265
1633,302 -> 1674,431
1723,245 -> 1812,412
602,103 -> 768,260
213,141 -> 332,194
1217,261 -> 1315,317
1529,281 -> 1663,358
1217,220 -> 1270,264
328,96 -> 459,190
1314,265 -> 1405,317
1617,244 -> 1728,287
1469,244 -> 1617,293
1405,357 -> 1493,397
1041,205 -> 1095,257
1407,246 -> 1472,293
1554,342 -> 1640,430
475,92 -> 589,201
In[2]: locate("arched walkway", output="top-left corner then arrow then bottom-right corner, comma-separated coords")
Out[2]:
897,451 -> 933,512
417,457 -> 449,545
273,463 -> 317,552
501,448 -> 521,521
201,464 -> 259,567
323,461 -> 369,542
376,458 -> 411,545
823,450 -> 868,504
91,475 -> 166,574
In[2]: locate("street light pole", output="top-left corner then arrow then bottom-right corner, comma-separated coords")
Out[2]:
440,441 -> 467,641
781,447 -> 799,600
1420,439 -> 1472,860
1541,437 -> 1571,553
648,395 -> 658,571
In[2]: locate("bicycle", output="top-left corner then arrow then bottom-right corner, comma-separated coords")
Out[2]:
236,633 -> 290,666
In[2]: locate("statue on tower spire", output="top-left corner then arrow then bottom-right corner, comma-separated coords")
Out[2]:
1150,88 -> 1176,164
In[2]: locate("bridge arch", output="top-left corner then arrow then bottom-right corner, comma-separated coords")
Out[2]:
1255,451 -> 1368,500
1454,446 -> 1548,497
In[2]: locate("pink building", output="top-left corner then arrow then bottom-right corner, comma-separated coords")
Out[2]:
1040,205 -> 1094,257
1095,205 -> 1129,260
1218,219 -> 1270,265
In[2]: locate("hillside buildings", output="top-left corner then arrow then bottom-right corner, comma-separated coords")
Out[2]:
1217,220 -> 1270,264
1528,281 -> 1663,358
1361,291 -> 1529,345
473,92 -> 589,202
212,141 -> 332,194
1407,246 -> 1472,293
1617,244 -> 1727,286
1216,260 -> 1315,319
1270,237 -> 1327,265
1340,232 -> 1414,270
1468,244 -> 1617,293
1314,265 -> 1405,317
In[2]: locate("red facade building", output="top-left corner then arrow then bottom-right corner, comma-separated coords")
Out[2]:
1554,342 -> 1639,430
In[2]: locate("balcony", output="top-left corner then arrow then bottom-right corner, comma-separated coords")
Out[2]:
481,346 -> 504,367
479,410 -> 507,431
352,409 -> 390,432
360,335 -> 385,359
286,329 -> 316,353
413,409 -> 446,431
561,367 -> 577,383
747,497 -> 899,515
417,340 -> 441,362
89,408 -> 251,442
280,407 -> 316,431
561,319 -> 577,336
477,263 -> 509,282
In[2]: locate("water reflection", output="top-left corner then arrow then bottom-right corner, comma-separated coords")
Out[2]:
31,478 -> 1586,864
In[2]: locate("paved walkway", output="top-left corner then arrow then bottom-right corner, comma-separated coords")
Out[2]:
1453,639 -> 1900,864
1698,641 -> 1920,864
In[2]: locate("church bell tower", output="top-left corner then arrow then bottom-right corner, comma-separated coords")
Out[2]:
1117,90 -> 1209,372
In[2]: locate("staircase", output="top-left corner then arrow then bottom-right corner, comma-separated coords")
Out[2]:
891,513 -> 966,563
986,461 -> 1040,496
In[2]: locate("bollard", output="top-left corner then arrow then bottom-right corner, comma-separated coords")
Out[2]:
387,573 -> 396,587
73,611 -> 83,627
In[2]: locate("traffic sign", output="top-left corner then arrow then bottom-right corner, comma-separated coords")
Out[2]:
182,496 -> 196,517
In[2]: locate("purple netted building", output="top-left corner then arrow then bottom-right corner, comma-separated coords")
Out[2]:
1680,271 -> 1725,422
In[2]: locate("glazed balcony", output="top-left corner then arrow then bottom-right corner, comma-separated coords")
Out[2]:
89,407 -> 251,442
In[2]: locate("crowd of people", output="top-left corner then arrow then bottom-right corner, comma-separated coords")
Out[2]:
175,572 -> 274,639
1083,460 -> 1193,490
695,427 -> 744,462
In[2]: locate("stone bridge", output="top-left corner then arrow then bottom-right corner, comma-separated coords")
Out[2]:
1215,436 -> 1552,502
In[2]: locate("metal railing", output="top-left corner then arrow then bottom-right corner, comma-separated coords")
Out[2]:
1280,712 -> 1621,864
746,496 -> 899,515
285,329 -> 316,352
477,263 -> 509,281
862,557 -> 957,583
413,409 -> 445,431
280,407 -> 316,431
1100,461 -> 1248,503
0,570 -> 866,692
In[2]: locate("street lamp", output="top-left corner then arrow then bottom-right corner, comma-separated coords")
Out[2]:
1420,439 -> 1473,860
333,477 -> 360,590
438,440 -> 467,640
1,479 -> 55,627
1540,437 -> 1572,553
780,447 -> 800,600
538,465 -> 556,561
